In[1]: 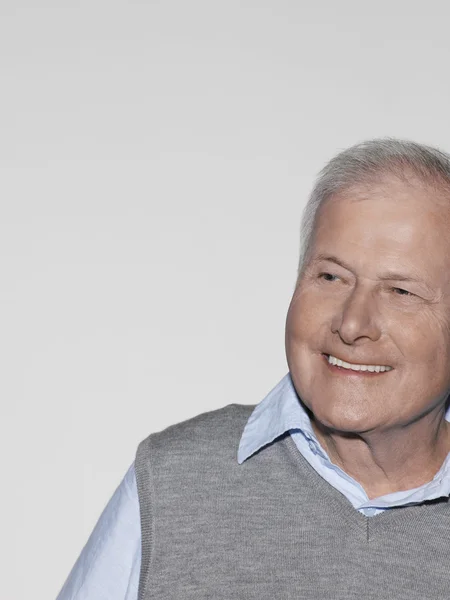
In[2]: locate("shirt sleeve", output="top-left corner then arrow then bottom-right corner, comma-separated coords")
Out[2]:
56,463 -> 141,600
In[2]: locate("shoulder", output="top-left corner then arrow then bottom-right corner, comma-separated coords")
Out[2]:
137,403 -> 255,460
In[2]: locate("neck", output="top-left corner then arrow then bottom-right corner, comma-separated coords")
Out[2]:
311,414 -> 450,500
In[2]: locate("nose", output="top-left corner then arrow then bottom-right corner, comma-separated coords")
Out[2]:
331,284 -> 381,344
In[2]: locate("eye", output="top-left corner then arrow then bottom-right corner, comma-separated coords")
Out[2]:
392,287 -> 414,297
319,272 -> 339,282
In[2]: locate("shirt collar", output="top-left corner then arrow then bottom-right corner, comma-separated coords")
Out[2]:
238,373 -> 314,464
238,372 -> 450,465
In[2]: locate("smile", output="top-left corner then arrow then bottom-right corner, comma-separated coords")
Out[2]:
326,354 -> 393,373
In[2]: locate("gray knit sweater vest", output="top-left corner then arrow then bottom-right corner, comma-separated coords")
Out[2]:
135,404 -> 450,600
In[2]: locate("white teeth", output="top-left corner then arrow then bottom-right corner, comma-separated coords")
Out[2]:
327,354 -> 391,372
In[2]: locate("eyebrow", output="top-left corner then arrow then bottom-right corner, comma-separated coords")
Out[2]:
311,254 -> 435,292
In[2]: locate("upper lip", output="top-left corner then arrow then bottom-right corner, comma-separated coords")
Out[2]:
323,352 -> 392,366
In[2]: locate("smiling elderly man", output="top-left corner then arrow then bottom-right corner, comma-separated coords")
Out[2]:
58,139 -> 450,600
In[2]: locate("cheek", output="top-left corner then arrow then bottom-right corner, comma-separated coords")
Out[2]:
388,312 -> 450,392
391,310 -> 449,363
285,290 -> 331,365
286,288 -> 332,340
286,293 -> 308,349
285,298 -> 319,398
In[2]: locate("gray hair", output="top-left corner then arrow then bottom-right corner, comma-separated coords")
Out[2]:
298,138 -> 450,277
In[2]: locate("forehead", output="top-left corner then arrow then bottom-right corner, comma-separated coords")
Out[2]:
310,179 -> 450,281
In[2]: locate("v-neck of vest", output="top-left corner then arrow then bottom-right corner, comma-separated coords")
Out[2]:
282,434 -> 450,533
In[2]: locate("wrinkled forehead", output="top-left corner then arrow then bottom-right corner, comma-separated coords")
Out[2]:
308,177 -> 450,286
316,174 -> 450,231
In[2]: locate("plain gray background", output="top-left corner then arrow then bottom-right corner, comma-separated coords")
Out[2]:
2,1 -> 450,598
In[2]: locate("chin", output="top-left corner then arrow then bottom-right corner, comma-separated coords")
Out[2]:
309,401 -> 378,435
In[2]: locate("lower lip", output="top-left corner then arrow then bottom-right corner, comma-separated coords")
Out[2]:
322,354 -> 392,377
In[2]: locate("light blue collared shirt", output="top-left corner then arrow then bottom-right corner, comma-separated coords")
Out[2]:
57,374 -> 450,599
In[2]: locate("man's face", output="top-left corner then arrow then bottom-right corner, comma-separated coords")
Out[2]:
285,178 -> 450,435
